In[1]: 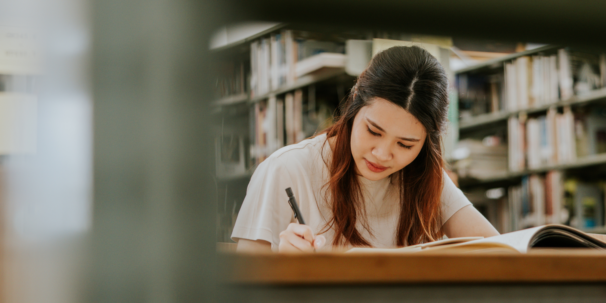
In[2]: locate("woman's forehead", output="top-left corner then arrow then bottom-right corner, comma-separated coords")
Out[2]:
362,98 -> 426,138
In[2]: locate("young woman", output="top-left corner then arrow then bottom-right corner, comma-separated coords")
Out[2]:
233,46 -> 499,253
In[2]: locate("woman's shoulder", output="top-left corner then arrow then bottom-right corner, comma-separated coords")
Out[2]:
266,133 -> 328,165
251,133 -> 329,185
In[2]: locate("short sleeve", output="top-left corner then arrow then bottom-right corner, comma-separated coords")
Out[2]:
440,170 -> 472,224
231,157 -> 300,251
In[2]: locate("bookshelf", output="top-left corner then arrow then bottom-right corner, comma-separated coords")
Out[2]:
460,86 -> 606,131
454,45 -> 606,234
455,45 -> 560,74
249,68 -> 349,103
459,152 -> 606,187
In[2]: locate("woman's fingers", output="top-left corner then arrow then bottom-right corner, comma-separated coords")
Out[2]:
279,230 -> 314,253
279,223 -> 319,253
286,223 -> 314,243
287,233 -> 315,252
313,235 -> 326,249
278,238 -> 301,253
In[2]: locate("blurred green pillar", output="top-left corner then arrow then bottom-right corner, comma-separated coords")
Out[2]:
91,1 -> 224,302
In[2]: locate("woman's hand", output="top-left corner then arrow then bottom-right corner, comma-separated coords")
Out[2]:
278,223 -> 326,253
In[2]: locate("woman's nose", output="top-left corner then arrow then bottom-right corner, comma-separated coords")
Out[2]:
371,142 -> 392,162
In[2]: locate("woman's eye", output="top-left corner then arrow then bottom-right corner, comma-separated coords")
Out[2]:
398,142 -> 413,150
367,127 -> 380,137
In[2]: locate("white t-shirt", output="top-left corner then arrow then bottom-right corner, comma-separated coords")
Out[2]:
231,134 -> 472,251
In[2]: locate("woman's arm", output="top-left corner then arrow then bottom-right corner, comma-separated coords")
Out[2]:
236,223 -> 327,253
442,204 -> 500,238
236,239 -> 272,253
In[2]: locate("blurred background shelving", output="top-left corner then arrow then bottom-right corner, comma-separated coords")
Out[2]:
453,44 -> 606,235
211,22 -> 606,243
211,24 -> 459,242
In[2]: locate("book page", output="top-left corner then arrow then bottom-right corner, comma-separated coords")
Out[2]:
445,226 -> 544,253
347,236 -> 483,254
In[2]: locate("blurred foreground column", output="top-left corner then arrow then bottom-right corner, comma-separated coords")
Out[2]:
92,1 -> 220,302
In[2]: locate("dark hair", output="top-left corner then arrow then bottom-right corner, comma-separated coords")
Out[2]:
321,45 -> 449,247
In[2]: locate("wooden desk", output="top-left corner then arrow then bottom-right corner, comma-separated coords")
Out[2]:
219,250 -> 606,302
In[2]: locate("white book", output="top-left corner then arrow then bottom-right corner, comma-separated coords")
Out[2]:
270,35 -> 280,91
518,119 -> 527,170
538,116 -> 552,166
262,38 -> 271,95
526,119 -> 540,169
542,56 -> 551,105
546,108 -> 558,164
530,56 -> 543,107
516,57 -> 530,110
563,106 -> 577,161
294,53 -> 346,77
505,63 -> 517,112
558,49 -> 574,100
284,30 -> 296,85
250,41 -> 258,97
549,55 -> 559,104
508,116 -> 518,171
555,114 -> 569,163
257,41 -> 265,95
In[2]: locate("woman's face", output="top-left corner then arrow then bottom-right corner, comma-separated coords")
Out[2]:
350,97 -> 427,181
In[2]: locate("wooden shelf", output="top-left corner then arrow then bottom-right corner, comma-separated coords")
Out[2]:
250,68 -> 349,103
459,111 -> 510,130
459,153 -> 606,187
211,93 -> 249,107
210,23 -> 288,53
454,45 -> 560,74
459,87 -> 606,131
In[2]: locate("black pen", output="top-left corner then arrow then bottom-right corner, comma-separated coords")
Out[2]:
285,187 -> 306,225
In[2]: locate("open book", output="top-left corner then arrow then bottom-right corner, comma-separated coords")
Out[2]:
348,224 -> 606,254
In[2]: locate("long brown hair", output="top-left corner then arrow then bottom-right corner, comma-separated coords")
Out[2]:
321,46 -> 449,247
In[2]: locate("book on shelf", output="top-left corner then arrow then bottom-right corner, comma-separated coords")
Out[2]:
452,137 -> 508,180
508,171 -> 565,230
457,73 -> 504,118
251,96 -> 284,164
295,52 -> 346,78
564,179 -> 606,231
348,224 -> 606,254
214,60 -> 247,100
250,30 -> 345,97
458,48 -> 606,121
250,89 -> 311,165
508,106 -> 579,172
502,53 -> 559,112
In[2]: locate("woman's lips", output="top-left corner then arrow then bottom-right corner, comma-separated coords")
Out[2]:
364,159 -> 388,173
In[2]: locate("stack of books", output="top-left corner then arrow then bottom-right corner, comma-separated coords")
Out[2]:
452,137 -> 508,180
